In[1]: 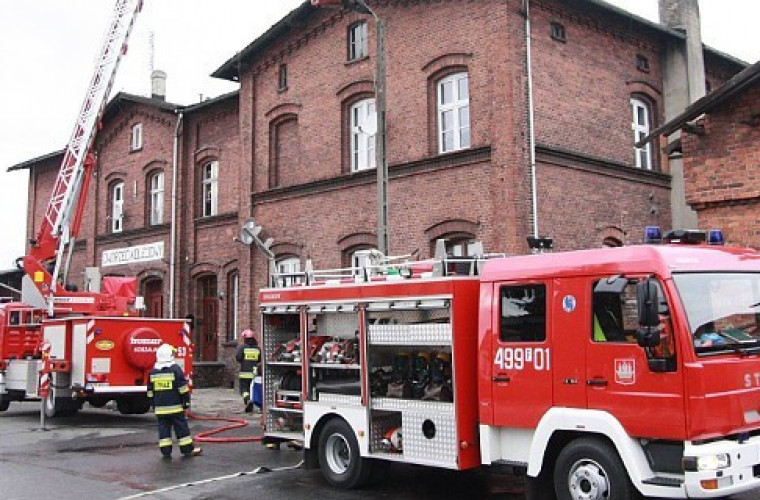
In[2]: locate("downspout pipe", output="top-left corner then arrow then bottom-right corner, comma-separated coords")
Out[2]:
169,111 -> 183,318
524,0 -> 539,239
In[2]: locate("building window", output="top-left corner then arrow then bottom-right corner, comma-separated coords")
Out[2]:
438,72 -> 470,153
445,237 -> 478,257
131,123 -> 143,151
110,181 -> 124,233
148,171 -> 164,225
550,22 -> 566,42
350,98 -> 376,172
500,284 -> 547,342
636,54 -> 650,73
278,64 -> 288,91
631,97 -> 653,170
201,161 -> 218,217
348,21 -> 368,61
274,257 -> 301,287
226,271 -> 239,341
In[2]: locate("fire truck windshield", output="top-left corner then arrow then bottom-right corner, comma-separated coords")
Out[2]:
673,273 -> 760,355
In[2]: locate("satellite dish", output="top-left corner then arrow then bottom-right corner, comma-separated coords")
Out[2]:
239,219 -> 261,246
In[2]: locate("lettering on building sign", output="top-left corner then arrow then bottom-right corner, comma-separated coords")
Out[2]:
102,242 -> 164,267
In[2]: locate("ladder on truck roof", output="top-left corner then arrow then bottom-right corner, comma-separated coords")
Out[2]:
36,0 -> 143,291
268,240 -> 505,288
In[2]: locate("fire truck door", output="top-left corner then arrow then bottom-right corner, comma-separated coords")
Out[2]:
585,277 -> 685,439
490,281 -> 553,428
551,278 -> 587,408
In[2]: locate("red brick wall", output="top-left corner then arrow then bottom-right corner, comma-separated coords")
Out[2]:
683,83 -> 760,248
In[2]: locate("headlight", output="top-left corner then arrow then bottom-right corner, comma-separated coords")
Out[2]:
684,454 -> 731,471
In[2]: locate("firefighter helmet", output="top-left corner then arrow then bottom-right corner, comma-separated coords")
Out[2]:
241,329 -> 255,339
156,343 -> 176,364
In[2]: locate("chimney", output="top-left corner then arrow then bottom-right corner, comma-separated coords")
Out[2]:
151,70 -> 167,101
659,0 -> 706,103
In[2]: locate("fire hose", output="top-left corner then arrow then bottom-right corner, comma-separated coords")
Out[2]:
186,411 -> 264,443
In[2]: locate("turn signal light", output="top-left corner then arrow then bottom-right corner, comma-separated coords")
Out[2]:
700,479 -> 719,490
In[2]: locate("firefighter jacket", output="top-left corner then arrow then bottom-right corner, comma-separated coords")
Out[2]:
147,364 -> 190,416
235,344 -> 261,379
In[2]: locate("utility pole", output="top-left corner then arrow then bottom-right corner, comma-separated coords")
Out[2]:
311,0 -> 388,254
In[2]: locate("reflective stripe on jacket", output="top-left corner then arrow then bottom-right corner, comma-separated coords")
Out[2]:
147,364 -> 189,415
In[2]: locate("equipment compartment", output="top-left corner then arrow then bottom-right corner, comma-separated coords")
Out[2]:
262,311 -> 304,437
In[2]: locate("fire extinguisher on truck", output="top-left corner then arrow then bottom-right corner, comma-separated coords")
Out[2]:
258,231 -> 760,499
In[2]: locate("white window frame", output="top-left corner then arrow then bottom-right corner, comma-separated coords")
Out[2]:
631,97 -> 653,170
111,181 -> 124,233
229,272 -> 239,340
131,123 -> 143,151
348,21 -> 368,61
275,257 -> 301,287
437,72 -> 471,153
202,161 -> 219,217
350,98 -> 376,172
149,171 -> 164,225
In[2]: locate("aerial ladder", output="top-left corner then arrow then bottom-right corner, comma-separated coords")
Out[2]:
21,0 -> 144,316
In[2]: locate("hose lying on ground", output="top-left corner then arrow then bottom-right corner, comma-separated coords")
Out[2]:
186,411 -> 264,443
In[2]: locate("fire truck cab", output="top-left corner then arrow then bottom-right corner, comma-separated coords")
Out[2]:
259,239 -> 760,499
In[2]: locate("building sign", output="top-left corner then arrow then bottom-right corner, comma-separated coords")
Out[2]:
102,242 -> 164,267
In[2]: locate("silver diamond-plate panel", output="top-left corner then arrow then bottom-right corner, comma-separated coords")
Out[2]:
370,411 -> 402,453
318,393 -> 362,406
403,411 -> 458,466
368,323 -> 452,345
262,313 -> 300,356
316,313 -> 360,339
372,398 -> 454,414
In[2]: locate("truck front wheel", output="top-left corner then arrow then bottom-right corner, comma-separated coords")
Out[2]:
317,418 -> 372,489
554,437 -> 635,500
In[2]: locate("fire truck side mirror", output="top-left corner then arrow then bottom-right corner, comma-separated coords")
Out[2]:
636,279 -> 661,348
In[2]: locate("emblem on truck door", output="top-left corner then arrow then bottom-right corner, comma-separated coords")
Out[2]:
562,295 -> 577,313
614,359 -> 636,385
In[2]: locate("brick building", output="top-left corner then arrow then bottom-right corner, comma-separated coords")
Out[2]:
9,0 -> 746,384
648,60 -> 760,248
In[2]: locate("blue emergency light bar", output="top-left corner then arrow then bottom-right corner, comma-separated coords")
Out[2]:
644,226 -> 662,244
708,229 -> 725,246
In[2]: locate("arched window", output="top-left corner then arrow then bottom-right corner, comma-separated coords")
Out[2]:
274,256 -> 301,287
631,97 -> 653,170
148,170 -> 164,225
350,98 -> 376,172
110,181 -> 124,233
201,161 -> 218,217
438,72 -> 470,153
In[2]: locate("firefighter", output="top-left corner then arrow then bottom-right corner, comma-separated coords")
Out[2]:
147,343 -> 201,458
235,329 -> 261,412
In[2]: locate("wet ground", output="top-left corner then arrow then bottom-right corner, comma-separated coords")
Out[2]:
0,389 -> 756,499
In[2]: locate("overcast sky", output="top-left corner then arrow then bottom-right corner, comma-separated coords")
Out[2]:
0,0 -> 758,271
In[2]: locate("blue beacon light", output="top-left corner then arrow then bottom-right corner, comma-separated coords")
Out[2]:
645,226 -> 662,244
708,229 -> 724,245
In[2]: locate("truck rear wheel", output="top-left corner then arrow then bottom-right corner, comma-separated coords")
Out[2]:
44,391 -> 79,418
0,397 -> 10,412
116,396 -> 151,415
554,437 -> 634,500
318,418 -> 372,489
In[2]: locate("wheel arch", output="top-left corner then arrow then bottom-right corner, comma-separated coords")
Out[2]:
528,408 -> 654,489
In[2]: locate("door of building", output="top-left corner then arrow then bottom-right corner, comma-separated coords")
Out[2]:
144,278 -> 163,318
197,275 -> 218,361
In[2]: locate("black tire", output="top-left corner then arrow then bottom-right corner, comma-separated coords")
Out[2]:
554,437 -> 634,500
88,397 -> 109,408
44,392 -> 78,418
116,396 -> 151,415
0,398 -> 10,412
317,418 -> 372,489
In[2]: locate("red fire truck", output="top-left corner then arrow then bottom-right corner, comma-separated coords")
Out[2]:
0,0 -> 193,417
259,234 -> 760,499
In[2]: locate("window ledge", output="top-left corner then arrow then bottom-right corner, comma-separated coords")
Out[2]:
129,147 -> 143,154
345,55 -> 369,67
277,85 -> 289,94
194,212 -> 238,228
